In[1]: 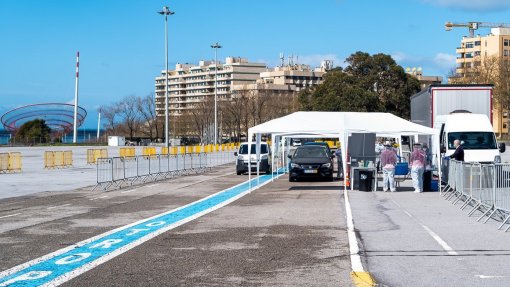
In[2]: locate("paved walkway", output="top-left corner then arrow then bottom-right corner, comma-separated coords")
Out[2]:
349,179 -> 510,287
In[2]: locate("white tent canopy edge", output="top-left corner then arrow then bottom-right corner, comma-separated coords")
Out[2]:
246,111 -> 440,191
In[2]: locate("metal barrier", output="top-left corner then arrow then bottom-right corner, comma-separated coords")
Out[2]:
0,153 -> 9,173
44,151 -> 72,169
87,149 -> 108,164
94,150 -> 235,191
120,147 -> 136,157
443,159 -> 510,232
142,147 -> 157,156
0,152 -> 22,173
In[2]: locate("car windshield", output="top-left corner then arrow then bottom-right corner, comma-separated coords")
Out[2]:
294,147 -> 328,158
239,144 -> 268,154
447,132 -> 498,150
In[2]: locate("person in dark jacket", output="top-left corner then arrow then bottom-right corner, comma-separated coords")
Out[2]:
449,139 -> 464,161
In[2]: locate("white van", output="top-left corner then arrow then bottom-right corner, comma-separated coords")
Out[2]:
435,113 -> 505,163
234,142 -> 271,175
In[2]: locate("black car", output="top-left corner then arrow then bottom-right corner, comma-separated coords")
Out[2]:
288,145 -> 334,182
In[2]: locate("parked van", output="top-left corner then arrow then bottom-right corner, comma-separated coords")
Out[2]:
435,113 -> 505,163
234,142 -> 271,175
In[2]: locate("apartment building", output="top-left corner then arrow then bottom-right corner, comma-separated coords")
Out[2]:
451,28 -> 510,135
155,57 -> 266,117
405,68 -> 442,89
232,63 -> 327,94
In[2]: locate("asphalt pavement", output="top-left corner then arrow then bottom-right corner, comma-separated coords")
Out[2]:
0,166 -> 353,286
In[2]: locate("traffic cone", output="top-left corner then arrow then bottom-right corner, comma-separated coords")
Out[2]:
345,173 -> 350,188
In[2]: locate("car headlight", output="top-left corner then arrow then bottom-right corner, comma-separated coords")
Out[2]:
290,163 -> 300,168
322,163 -> 331,168
495,155 -> 502,163
238,155 -> 244,161
261,154 -> 268,160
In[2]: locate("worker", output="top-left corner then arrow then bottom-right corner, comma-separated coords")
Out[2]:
381,141 -> 398,192
410,143 -> 426,193
422,143 -> 432,169
375,140 -> 384,172
335,145 -> 343,179
449,139 -> 464,161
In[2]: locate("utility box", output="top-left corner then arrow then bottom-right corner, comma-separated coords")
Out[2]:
108,136 -> 125,147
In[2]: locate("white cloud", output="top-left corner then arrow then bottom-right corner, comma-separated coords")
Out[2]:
421,0 -> 510,11
390,51 -> 456,79
433,53 -> 457,70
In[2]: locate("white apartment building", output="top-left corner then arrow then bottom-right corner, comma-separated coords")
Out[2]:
155,57 -> 266,117
232,63 -> 327,94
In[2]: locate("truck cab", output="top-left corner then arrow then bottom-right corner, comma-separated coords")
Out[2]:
435,113 -> 505,163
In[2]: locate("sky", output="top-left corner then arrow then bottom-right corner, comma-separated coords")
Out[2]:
1,0 -> 510,128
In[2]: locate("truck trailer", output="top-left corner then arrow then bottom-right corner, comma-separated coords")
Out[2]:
411,84 -> 493,128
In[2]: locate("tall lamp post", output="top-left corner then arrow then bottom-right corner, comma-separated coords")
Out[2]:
158,6 -> 174,147
211,42 -> 222,145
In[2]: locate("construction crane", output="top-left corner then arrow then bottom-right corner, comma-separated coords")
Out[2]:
445,21 -> 510,37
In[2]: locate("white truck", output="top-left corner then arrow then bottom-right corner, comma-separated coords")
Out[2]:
436,113 -> 505,163
411,84 -> 505,164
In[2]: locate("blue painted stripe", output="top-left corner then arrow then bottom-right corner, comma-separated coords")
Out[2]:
0,172 -> 282,286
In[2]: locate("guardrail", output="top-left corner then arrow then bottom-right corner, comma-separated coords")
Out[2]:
44,151 -> 73,169
95,150 -> 235,191
442,159 -> 510,232
87,149 -> 108,164
0,152 -> 22,173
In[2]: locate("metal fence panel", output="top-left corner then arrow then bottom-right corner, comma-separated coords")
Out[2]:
149,155 -> 160,175
494,164 -> 510,213
97,158 -> 113,184
112,157 -> 125,182
137,155 -> 150,177
124,156 -> 138,179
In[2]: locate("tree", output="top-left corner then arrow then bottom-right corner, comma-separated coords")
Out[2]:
117,95 -> 141,140
136,94 -> 162,141
14,119 -> 51,144
299,51 -> 421,119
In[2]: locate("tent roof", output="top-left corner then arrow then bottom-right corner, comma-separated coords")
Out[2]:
248,111 -> 438,137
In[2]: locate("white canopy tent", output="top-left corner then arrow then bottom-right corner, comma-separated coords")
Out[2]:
246,111 -> 440,190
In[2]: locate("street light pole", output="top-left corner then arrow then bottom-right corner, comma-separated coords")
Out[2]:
211,42 -> 222,145
158,6 -> 174,147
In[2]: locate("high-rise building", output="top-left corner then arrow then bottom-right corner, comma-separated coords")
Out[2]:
154,57 -> 266,117
450,28 -> 510,136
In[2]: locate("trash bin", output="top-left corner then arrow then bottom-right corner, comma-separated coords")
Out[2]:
359,170 -> 373,192
423,170 -> 432,191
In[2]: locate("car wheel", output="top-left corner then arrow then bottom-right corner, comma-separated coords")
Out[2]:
328,175 -> 334,182
289,176 -> 295,182
236,171 -> 242,175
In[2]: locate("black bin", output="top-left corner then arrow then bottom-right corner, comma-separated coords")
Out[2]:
358,170 -> 373,192
423,170 -> 432,191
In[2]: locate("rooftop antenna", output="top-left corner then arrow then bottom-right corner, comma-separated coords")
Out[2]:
279,52 -> 285,67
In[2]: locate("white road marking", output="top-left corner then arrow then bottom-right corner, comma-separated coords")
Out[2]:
121,188 -> 138,194
89,196 -> 108,201
475,275 -> 509,279
392,198 -> 458,256
47,204 -> 71,210
0,213 -> 21,219
343,189 -> 365,272
146,184 -> 158,188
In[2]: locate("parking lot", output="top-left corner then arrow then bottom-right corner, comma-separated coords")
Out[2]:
1,155 -> 509,286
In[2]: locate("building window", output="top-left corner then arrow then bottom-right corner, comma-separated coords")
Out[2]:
505,39 -> 510,46
465,42 -> 474,48
475,41 -> 481,46
474,51 -> 481,56
505,50 -> 509,57
465,52 -> 473,58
